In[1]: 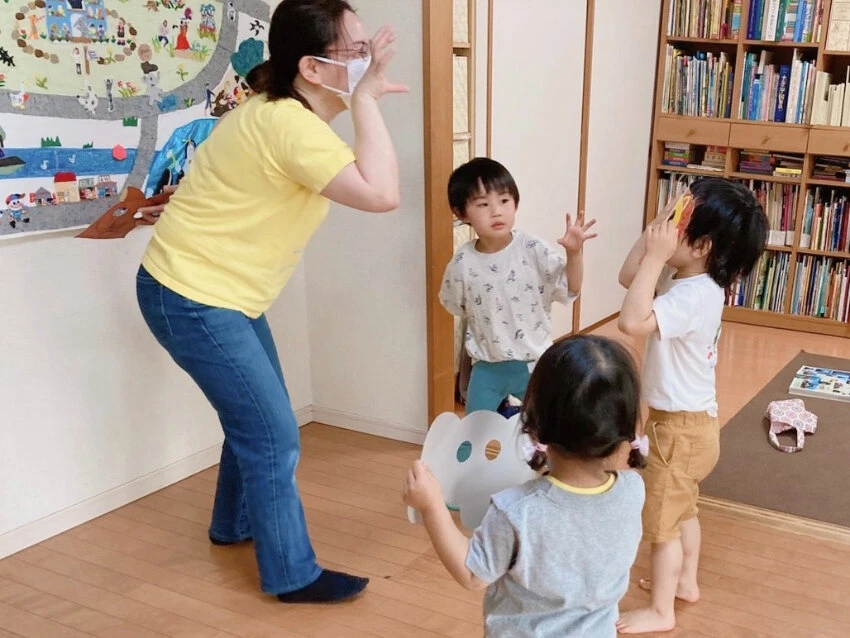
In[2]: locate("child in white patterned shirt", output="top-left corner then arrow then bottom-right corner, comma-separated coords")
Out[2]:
439,158 -> 598,414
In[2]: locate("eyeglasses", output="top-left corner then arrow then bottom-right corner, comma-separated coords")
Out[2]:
325,44 -> 370,60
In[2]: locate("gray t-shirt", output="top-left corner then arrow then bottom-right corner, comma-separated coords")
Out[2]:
465,471 -> 644,637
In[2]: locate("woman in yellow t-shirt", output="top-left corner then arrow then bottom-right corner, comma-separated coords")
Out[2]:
135,0 -> 406,604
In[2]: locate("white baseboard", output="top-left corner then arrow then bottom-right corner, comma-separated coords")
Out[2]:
310,406 -> 426,445
295,405 -> 313,427
0,405 -> 395,559
0,443 -> 223,559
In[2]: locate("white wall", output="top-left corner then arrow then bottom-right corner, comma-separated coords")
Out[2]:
305,0 -> 428,443
0,225 -> 313,560
489,0 -> 587,339
580,0 -> 661,328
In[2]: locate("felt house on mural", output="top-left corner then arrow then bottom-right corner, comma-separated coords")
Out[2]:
78,177 -> 98,200
96,175 -> 118,198
31,187 -> 55,206
46,0 -> 108,42
54,172 -> 80,203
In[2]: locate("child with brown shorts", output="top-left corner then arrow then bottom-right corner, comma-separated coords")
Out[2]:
614,178 -> 767,634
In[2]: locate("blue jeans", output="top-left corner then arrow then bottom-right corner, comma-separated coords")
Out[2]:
136,266 -> 321,594
465,360 -> 531,414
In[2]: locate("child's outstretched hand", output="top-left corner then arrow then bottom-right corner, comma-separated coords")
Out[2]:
644,217 -> 679,263
558,211 -> 598,254
403,460 -> 444,515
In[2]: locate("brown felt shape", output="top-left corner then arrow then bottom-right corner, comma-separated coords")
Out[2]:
76,187 -> 170,239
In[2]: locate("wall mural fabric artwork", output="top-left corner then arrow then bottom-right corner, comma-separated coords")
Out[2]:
0,0 -> 268,239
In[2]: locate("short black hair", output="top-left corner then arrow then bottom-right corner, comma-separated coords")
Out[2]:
521,335 -> 645,472
685,178 -> 768,288
447,157 -> 520,216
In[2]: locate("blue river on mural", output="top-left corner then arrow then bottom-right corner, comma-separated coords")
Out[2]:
0,148 -> 138,179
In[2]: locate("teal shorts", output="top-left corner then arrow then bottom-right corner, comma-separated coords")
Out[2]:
465,360 -> 531,414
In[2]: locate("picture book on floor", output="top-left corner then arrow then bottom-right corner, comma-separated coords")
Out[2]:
788,365 -> 850,403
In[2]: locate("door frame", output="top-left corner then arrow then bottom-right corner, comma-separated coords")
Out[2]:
423,0 -> 597,422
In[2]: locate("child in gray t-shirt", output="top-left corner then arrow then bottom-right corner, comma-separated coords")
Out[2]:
404,335 -> 646,637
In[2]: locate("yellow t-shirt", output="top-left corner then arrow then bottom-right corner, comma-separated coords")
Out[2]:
142,96 -> 355,318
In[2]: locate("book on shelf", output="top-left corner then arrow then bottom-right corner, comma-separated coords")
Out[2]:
662,143 -> 726,171
812,155 -> 850,181
727,250 -> 790,311
791,255 -> 850,320
746,0 -> 823,42
801,187 -> 850,252
662,46 -> 734,118
667,0 -> 742,39
739,49 -> 816,123
742,180 -> 798,245
738,150 -> 803,176
809,68 -> 850,126
788,365 -> 850,402
825,0 -> 850,50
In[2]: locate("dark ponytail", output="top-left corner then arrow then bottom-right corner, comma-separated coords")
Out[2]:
628,446 -> 646,470
521,335 -> 643,471
251,0 -> 354,106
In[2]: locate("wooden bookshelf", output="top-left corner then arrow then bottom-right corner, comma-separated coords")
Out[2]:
647,0 -> 850,337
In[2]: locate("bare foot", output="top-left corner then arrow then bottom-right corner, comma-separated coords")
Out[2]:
639,577 -> 700,603
616,607 -> 675,634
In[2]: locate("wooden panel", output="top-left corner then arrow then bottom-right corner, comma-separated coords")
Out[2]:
729,123 -> 809,153
424,1 -> 456,422
656,116 -> 731,146
808,128 -> 850,157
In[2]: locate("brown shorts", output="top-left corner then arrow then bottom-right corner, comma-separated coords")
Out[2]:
641,408 -> 720,544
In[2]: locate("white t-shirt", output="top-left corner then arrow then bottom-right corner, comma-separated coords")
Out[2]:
438,230 -> 576,363
642,270 -> 724,416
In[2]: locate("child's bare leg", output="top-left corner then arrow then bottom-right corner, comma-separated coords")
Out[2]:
637,517 -> 701,603
676,516 -> 701,601
617,539 -> 680,634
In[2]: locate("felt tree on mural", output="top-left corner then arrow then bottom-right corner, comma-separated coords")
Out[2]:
230,38 -> 263,79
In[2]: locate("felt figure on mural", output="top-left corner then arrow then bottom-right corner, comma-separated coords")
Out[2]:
203,81 -> 213,112
141,70 -> 163,105
4,194 -> 31,229
183,7 -> 193,21
145,117 -> 216,196
76,186 -> 172,239
227,2 -> 236,21
10,84 -> 29,110
406,411 -> 538,530
175,19 -> 191,51
76,84 -> 98,115
0,47 -> 15,68
72,48 -> 82,75
105,78 -> 115,112
248,19 -> 264,36
29,13 -> 44,40
158,20 -> 169,45
116,18 -> 127,46
145,0 -> 159,12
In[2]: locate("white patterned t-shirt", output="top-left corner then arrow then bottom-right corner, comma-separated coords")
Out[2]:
438,230 -> 576,363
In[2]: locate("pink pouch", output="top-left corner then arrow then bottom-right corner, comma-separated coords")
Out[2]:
765,399 -> 817,453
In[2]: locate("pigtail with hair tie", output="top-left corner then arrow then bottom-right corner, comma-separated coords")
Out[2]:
628,435 -> 648,469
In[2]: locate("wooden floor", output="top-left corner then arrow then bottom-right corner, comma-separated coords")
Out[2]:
2,322 -> 850,637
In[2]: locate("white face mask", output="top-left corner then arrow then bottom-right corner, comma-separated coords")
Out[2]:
312,55 -> 371,106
